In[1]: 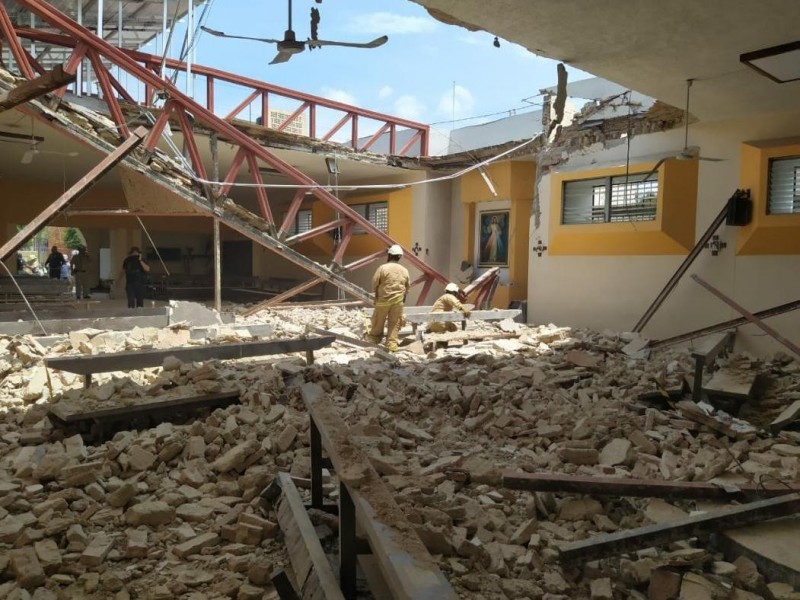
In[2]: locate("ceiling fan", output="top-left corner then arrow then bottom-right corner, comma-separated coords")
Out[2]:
201,0 -> 388,65
21,142 -> 79,165
642,79 -> 724,182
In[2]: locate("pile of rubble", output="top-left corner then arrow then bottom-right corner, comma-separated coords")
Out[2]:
0,306 -> 798,599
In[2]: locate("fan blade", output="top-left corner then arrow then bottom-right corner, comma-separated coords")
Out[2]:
308,35 -> 388,49
642,157 -> 668,182
698,156 -> 725,162
21,149 -> 35,164
269,51 -> 294,65
201,26 -> 281,44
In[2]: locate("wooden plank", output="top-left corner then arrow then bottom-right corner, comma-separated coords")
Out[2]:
300,383 -> 458,600
0,64 -> 75,111
675,400 -> 758,439
702,368 -> 757,401
502,472 -> 800,501
423,331 -> 518,345
771,399 -> 800,433
45,336 -> 335,375
558,493 -> 800,563
49,391 -> 240,423
276,472 -> 345,600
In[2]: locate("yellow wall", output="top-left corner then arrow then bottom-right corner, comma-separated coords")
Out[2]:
458,160 -> 534,307
549,159 -> 698,255
307,188 -> 412,259
737,138 -> 800,255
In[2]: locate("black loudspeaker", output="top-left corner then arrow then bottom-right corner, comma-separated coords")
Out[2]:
726,189 -> 752,226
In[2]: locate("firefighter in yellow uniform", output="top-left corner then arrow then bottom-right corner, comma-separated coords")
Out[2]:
367,245 -> 410,352
427,283 -> 471,333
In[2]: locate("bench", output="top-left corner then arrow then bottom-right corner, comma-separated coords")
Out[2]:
301,383 -> 458,600
404,308 -> 521,340
48,391 -> 241,442
45,335 -> 335,388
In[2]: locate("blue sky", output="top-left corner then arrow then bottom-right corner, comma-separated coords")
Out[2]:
140,0 -> 590,137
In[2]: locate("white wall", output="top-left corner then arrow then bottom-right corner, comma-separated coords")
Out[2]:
529,108 -> 800,356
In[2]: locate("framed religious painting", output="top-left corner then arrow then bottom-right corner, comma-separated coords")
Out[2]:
478,210 -> 509,267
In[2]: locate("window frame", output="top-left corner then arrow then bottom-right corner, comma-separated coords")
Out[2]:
561,172 -> 659,225
285,209 -> 313,236
351,201 -> 388,234
766,155 -> 800,215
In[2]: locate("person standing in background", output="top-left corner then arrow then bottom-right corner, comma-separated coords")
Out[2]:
44,246 -> 65,279
122,246 -> 150,308
70,246 -> 92,299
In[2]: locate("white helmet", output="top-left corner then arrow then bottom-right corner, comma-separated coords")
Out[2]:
387,244 -> 403,256
445,283 -> 460,293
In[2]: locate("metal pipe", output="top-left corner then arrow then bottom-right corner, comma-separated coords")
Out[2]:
186,0 -> 193,97
632,193 -> 736,333
691,274 -> 800,357
76,0 -> 82,94
117,0 -> 121,47
162,0 -> 167,56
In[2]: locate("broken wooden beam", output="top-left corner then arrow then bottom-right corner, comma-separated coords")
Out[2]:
300,383 -> 458,600
558,492 -> 800,563
275,472 -> 345,600
502,472 -> 800,501
0,127 -> 147,262
0,64 -> 75,112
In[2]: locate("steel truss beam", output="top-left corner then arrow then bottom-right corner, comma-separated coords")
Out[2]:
1,1 -> 449,304
10,25 -> 430,157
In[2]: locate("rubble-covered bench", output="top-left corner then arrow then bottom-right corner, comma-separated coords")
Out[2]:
48,391 -> 241,441
404,308 -> 521,340
45,335 -> 335,388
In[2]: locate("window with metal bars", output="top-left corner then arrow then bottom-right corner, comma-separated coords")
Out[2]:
562,173 -> 658,224
284,209 -> 313,235
767,156 -> 800,215
351,201 -> 388,234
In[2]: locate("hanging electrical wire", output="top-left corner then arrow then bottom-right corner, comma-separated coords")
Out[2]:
190,133 -> 540,192
136,216 -> 170,276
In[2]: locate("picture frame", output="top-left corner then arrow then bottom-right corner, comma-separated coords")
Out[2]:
478,210 -> 509,267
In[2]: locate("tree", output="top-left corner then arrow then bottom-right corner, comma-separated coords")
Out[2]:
63,228 -> 84,249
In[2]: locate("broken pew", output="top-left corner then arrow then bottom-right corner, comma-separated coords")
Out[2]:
300,382 -> 458,600
48,390 -> 240,441
45,335 -> 335,388
689,331 -> 735,402
503,472 -> 800,501
558,492 -> 800,563
274,472 -> 345,600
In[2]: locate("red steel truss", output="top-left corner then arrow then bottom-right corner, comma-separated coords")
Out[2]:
10,26 -> 429,156
0,0 -> 500,307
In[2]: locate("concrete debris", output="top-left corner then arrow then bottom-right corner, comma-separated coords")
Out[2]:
0,305 -> 797,599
